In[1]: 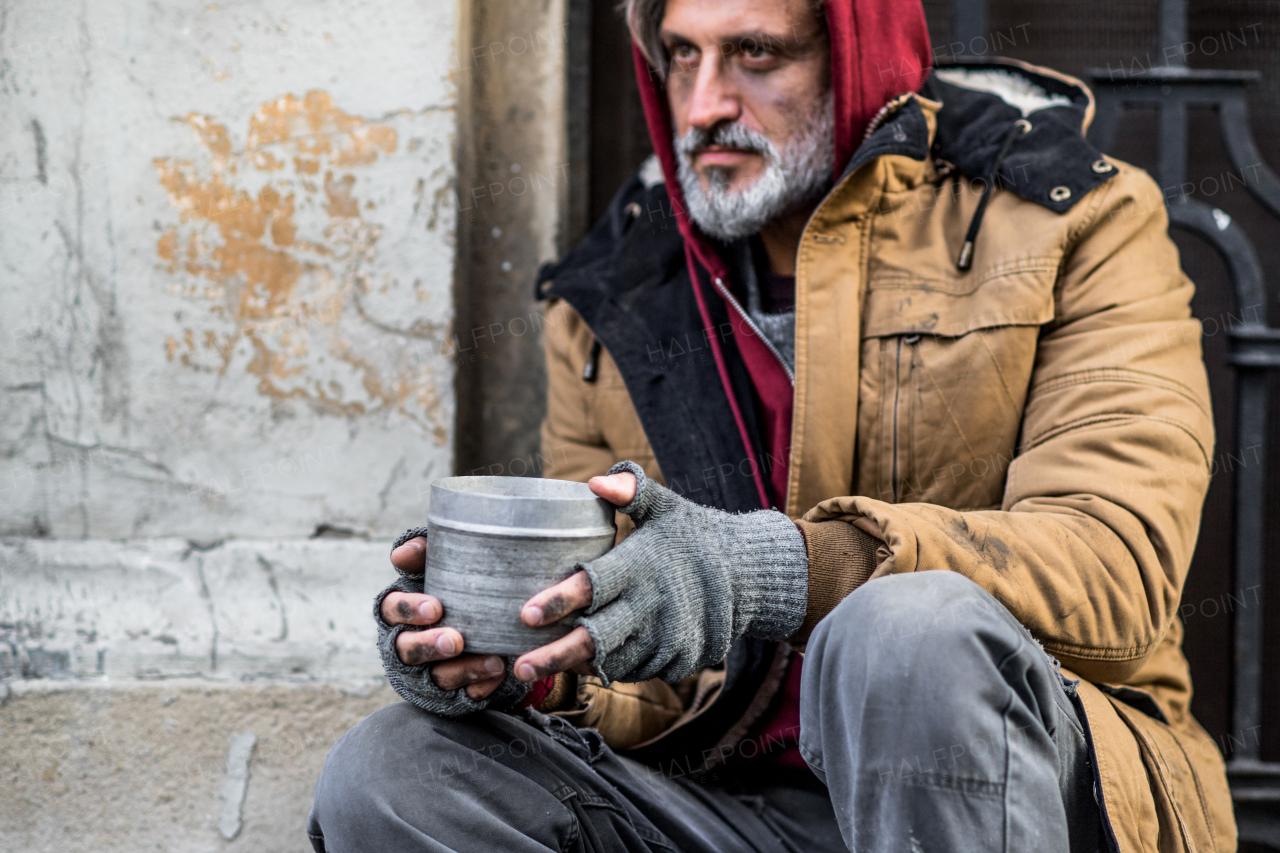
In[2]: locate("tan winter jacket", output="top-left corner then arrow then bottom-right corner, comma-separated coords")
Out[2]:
538,69 -> 1234,853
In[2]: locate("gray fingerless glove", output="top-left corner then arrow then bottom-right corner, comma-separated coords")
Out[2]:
578,461 -> 808,684
375,528 -> 530,717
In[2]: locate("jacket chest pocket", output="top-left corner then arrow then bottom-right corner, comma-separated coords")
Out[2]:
856,260 -> 1059,510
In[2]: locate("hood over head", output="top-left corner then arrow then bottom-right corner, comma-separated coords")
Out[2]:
629,0 -> 933,510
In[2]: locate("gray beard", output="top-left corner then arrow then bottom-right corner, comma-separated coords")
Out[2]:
675,94 -> 835,241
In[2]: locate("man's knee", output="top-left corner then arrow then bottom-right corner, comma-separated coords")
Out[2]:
810,571 -> 1007,656
316,704 -> 443,805
802,572 -> 1061,735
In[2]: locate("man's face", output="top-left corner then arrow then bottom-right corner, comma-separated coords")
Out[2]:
661,0 -> 831,200
660,0 -> 829,239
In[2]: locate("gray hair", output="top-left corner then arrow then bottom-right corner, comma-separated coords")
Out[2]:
624,0 -> 825,79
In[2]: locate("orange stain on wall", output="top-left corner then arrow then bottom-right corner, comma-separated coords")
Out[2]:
154,90 -> 448,441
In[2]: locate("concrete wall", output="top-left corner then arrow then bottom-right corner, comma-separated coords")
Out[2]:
0,1 -> 457,541
0,1 -> 571,849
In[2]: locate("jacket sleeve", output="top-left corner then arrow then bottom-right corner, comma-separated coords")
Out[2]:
801,166 -> 1215,683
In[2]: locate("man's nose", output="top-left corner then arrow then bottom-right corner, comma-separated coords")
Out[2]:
685,53 -> 741,131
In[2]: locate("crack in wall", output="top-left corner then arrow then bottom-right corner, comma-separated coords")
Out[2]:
193,553 -> 220,673
376,458 -> 406,516
255,555 -> 289,643
30,118 -> 46,185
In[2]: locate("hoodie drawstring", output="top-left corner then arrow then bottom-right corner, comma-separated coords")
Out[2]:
582,339 -> 602,382
956,118 -> 1031,271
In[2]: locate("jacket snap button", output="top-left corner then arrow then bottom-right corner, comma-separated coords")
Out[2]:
625,202 -> 642,218
1016,119 -> 1032,134
1091,159 -> 1114,173
1050,185 -> 1072,202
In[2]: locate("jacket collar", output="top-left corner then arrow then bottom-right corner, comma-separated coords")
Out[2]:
839,93 -> 936,184
826,57 -> 1115,216
923,57 -> 1115,213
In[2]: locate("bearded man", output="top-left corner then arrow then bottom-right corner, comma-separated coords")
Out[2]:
307,1 -> 1236,851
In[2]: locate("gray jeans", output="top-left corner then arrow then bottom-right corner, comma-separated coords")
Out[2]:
307,572 -> 1106,853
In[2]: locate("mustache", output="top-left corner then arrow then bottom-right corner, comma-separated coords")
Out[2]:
676,122 -> 777,159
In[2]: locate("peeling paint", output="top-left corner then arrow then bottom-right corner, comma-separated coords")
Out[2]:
153,90 -> 446,439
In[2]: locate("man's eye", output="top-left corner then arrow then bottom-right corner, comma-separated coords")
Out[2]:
671,44 -> 698,62
741,42 -> 769,59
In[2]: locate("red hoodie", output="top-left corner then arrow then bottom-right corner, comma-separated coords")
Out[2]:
632,0 -> 932,510
631,0 -> 932,772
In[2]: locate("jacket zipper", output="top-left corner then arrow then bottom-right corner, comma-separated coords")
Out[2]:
718,98 -> 902,388
891,336 -> 902,502
711,276 -> 795,383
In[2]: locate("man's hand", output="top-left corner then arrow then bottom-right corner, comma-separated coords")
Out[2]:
382,537 -> 508,700
382,471 -> 633,696
509,471 -> 639,683
526,460 -> 810,685
384,462 -> 806,696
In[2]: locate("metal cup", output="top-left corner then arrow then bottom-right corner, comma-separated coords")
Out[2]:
423,476 -> 616,656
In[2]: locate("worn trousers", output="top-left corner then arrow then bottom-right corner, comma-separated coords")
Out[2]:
307,572 -> 1106,852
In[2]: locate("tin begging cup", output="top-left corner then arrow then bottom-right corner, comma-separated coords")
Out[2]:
422,476 -> 616,656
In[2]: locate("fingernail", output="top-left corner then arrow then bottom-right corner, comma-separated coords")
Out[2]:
523,605 -> 543,626
516,663 -> 536,682
483,656 -> 503,674
435,634 -> 456,656
418,600 -> 439,621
